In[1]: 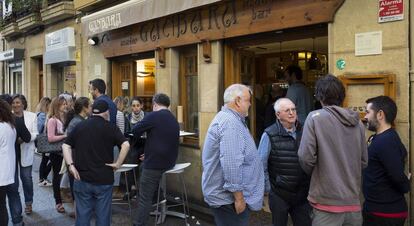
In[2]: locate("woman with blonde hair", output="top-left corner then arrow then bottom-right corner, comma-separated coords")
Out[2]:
47,96 -> 68,213
36,97 -> 52,187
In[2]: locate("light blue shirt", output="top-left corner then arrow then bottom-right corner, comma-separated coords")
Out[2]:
202,106 -> 264,211
258,124 -> 297,193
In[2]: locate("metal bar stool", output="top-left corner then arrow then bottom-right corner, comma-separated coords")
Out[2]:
113,164 -> 138,223
153,163 -> 191,225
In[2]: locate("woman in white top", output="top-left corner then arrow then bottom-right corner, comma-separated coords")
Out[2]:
11,94 -> 38,214
0,99 -> 17,225
47,96 -> 68,213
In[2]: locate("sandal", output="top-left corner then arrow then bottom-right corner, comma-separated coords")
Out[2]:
25,204 -> 32,214
56,203 -> 65,213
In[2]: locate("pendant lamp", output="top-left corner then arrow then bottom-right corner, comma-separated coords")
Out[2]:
308,38 -> 321,70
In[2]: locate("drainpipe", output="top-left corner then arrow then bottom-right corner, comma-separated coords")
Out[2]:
409,0 -> 413,224
1,38 -> 4,93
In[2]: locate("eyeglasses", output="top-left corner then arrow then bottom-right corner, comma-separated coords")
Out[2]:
281,108 -> 297,113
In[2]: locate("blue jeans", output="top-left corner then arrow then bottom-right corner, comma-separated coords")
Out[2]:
269,191 -> 311,226
19,165 -> 33,205
211,204 -> 250,226
6,165 -> 23,225
73,180 -> 113,226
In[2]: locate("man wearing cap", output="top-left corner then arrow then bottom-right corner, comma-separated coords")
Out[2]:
62,100 -> 130,226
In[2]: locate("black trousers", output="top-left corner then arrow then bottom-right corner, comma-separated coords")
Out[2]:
269,192 -> 311,226
49,153 -> 63,205
363,212 -> 406,226
0,186 -> 7,226
39,153 -> 52,181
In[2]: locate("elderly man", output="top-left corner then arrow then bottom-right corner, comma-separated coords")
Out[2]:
62,100 -> 130,226
258,98 -> 311,226
202,84 -> 264,226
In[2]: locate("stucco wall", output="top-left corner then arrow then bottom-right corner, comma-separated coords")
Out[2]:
4,18 -> 80,111
156,41 -> 223,206
329,0 -> 411,221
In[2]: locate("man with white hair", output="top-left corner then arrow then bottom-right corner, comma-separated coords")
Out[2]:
258,98 -> 311,226
202,84 -> 264,226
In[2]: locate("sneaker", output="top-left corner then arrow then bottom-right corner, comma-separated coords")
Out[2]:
38,179 -> 52,187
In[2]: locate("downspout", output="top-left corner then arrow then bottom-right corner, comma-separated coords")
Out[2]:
1,38 -> 4,93
409,0 -> 413,224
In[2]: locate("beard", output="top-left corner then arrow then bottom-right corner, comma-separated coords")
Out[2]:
366,119 -> 378,132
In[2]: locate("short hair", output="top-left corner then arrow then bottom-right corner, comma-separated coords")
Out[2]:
285,65 -> 303,80
12,94 -> 28,110
89,79 -> 106,94
74,97 -> 90,115
59,93 -> 74,105
153,93 -> 170,107
314,74 -> 345,106
366,96 -> 397,125
273,98 -> 294,113
223,84 -> 251,104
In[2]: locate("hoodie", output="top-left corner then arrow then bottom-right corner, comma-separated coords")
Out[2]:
298,106 -> 368,207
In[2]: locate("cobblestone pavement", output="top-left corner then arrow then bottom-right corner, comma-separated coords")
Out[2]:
7,153 -> 275,226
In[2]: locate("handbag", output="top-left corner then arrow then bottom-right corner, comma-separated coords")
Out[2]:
36,118 -> 64,154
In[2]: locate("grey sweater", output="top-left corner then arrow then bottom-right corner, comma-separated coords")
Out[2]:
298,106 -> 368,206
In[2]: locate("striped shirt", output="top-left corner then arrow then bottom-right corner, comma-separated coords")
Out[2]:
201,106 -> 264,211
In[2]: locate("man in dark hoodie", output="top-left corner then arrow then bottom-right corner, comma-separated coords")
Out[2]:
298,74 -> 368,226
362,96 -> 409,226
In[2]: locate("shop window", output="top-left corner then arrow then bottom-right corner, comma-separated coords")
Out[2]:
180,47 -> 199,145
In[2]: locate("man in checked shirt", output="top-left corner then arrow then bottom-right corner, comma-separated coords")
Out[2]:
202,84 -> 264,226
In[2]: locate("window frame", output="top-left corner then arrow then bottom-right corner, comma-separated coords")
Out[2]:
179,46 -> 199,147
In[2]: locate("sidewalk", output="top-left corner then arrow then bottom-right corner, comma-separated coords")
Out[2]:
8,154 -> 218,226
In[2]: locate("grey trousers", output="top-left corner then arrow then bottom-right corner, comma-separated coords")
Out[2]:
312,208 -> 362,226
133,168 -> 165,226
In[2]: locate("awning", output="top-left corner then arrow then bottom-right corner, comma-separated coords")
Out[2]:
44,27 -> 76,65
44,46 -> 76,65
81,0 -> 221,37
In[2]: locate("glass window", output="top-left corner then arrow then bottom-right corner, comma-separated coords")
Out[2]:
180,48 -> 199,142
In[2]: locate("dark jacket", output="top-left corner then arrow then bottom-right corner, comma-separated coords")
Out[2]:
265,120 -> 309,204
363,129 -> 410,213
96,95 -> 117,125
132,109 -> 180,170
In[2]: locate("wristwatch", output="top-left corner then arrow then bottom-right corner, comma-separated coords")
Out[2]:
68,163 -> 75,167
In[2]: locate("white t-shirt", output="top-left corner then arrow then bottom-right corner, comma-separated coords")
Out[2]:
0,122 -> 17,186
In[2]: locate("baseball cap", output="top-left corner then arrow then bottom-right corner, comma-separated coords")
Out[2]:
92,100 -> 108,114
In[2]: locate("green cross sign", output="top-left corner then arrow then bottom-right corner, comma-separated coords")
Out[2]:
336,59 -> 346,70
